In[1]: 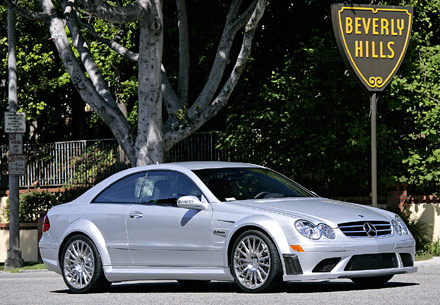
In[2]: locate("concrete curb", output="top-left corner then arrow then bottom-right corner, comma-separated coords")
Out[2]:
415,256 -> 440,270
0,268 -> 49,274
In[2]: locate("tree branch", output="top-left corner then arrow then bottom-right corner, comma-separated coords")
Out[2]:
65,3 -> 118,108
40,0 -> 136,164
228,0 -> 259,34
2,0 -> 50,21
164,0 -> 267,151
76,0 -> 147,24
75,14 -> 139,62
161,66 -> 184,117
186,0 -> 258,120
176,0 -> 189,105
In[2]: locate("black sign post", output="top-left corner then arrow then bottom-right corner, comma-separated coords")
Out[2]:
331,4 -> 413,206
5,8 -> 24,269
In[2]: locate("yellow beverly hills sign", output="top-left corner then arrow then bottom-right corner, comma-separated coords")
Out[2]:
331,4 -> 413,91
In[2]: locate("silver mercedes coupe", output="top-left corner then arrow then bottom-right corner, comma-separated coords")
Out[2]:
39,161 -> 417,293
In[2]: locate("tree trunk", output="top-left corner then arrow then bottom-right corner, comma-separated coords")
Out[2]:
135,1 -> 164,166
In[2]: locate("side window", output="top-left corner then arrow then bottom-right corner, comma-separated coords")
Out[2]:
140,171 -> 202,204
93,172 -> 146,203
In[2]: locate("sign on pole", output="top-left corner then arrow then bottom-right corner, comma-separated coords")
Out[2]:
331,4 -> 413,206
331,4 -> 413,92
4,112 -> 26,133
9,133 -> 23,155
8,155 -> 26,175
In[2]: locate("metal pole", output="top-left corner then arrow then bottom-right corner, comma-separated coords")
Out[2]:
5,7 -> 24,269
370,93 -> 378,207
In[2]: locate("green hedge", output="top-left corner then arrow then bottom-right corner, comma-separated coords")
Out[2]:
1,187 -> 90,223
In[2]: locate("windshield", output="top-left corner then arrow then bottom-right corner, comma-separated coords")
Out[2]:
193,167 -> 315,202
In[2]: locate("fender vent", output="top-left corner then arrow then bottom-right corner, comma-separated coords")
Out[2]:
283,254 -> 303,275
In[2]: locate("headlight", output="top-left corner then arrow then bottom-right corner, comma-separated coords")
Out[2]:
392,215 -> 409,235
318,223 -> 336,239
295,220 -> 335,240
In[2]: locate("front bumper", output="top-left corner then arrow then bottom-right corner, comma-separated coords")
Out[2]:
282,238 -> 417,281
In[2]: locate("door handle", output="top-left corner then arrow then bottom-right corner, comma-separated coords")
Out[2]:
129,211 -> 143,219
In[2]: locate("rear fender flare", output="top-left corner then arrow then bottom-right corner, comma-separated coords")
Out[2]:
60,219 -> 111,266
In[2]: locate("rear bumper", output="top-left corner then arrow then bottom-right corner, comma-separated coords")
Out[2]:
39,240 -> 61,275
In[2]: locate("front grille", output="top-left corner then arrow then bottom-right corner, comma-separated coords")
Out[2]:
338,221 -> 392,237
345,253 -> 398,271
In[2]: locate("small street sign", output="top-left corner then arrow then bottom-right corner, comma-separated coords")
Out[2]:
8,155 -> 26,175
4,112 -> 26,133
9,133 -> 23,155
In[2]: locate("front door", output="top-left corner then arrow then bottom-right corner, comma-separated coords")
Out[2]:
88,171 -> 146,265
127,170 -> 213,267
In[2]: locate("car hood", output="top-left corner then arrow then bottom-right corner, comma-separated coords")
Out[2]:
231,197 -> 390,226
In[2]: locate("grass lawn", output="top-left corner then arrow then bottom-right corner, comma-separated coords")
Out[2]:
415,254 -> 433,261
0,262 -> 46,273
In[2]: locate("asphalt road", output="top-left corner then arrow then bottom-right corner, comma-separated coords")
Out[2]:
1,262 -> 440,305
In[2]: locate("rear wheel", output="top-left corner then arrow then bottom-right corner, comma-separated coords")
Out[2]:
61,235 -> 111,293
351,275 -> 394,287
230,230 -> 282,293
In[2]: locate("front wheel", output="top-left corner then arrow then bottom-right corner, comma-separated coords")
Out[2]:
351,275 -> 394,287
61,235 -> 111,293
230,230 -> 282,293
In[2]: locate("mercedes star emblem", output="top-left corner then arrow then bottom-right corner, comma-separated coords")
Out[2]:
363,222 -> 377,237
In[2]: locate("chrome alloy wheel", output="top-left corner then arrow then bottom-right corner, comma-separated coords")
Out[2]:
232,234 -> 271,290
63,240 -> 95,289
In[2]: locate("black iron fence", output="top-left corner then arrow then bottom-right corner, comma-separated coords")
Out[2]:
1,132 -> 231,189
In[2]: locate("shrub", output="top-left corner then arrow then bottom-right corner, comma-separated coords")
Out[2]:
2,191 -> 56,223
423,238 -> 440,256
1,187 -> 90,223
56,186 -> 90,203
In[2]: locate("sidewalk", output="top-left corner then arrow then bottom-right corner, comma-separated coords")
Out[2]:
415,256 -> 440,270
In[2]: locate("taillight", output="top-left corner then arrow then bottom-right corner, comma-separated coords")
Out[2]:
42,215 -> 50,232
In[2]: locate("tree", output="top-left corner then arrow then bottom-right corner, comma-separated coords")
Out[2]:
0,2 -> 95,145
3,0 -> 267,165
219,0 -> 440,196
382,0 -> 440,193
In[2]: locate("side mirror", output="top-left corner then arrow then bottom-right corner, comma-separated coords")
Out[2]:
177,196 -> 209,210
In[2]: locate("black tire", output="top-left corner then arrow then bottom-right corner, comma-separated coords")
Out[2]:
230,230 -> 283,293
351,275 -> 394,287
61,235 -> 111,293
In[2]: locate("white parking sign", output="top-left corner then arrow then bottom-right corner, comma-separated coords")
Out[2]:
4,112 -> 26,133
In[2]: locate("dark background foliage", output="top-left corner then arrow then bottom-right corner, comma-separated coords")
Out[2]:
1,1 -> 440,197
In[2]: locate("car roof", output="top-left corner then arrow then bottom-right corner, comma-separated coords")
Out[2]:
65,161 -> 264,205
143,161 -> 264,171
